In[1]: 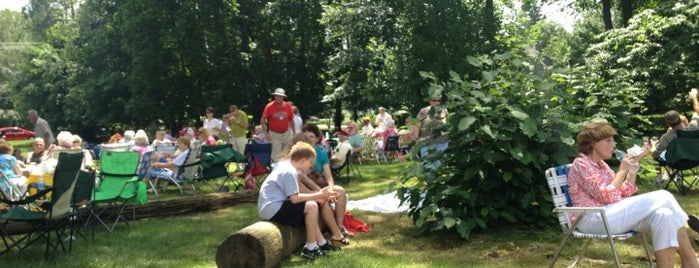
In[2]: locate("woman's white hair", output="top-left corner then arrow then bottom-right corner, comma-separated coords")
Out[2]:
134,129 -> 149,146
56,131 -> 74,147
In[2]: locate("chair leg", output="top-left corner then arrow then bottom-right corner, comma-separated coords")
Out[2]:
549,228 -> 575,268
640,233 -> 654,267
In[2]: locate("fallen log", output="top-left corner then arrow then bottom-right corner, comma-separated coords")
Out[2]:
216,221 -> 305,268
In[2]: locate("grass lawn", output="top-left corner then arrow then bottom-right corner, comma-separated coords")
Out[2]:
3,155 -> 699,267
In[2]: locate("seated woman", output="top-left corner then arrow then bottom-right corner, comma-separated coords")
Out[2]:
569,121 -> 699,268
361,117 -> 375,137
258,141 -> 338,259
129,129 -> 150,156
151,137 -> 192,182
300,123 -> 354,240
150,130 -> 172,148
0,140 -> 27,196
373,119 -> 398,152
72,134 -> 94,171
198,127 -> 217,146
252,125 -> 270,144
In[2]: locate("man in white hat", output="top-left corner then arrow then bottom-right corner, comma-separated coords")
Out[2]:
260,88 -> 296,160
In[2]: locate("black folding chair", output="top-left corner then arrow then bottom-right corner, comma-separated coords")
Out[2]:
659,129 -> 699,195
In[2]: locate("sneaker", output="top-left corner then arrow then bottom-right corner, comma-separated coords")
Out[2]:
319,242 -> 341,252
689,215 -> 699,233
300,247 -> 324,260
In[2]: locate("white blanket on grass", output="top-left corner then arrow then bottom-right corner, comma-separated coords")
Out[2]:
346,191 -> 410,213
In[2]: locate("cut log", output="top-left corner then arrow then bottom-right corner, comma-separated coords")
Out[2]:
216,221 -> 305,268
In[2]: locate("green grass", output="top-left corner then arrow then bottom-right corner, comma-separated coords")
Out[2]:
3,159 -> 699,267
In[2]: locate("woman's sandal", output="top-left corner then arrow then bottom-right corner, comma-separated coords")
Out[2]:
330,236 -> 351,246
340,228 -> 355,238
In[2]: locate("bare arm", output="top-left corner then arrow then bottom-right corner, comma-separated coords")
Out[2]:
288,188 -> 332,204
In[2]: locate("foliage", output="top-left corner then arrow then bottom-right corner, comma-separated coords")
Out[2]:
397,50 -> 645,239
584,1 -> 699,116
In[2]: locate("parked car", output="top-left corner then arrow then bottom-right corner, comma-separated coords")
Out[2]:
0,127 -> 35,140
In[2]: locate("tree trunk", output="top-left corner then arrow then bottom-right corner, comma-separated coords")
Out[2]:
602,0 -> 613,30
216,221 -> 305,268
620,0 -> 633,27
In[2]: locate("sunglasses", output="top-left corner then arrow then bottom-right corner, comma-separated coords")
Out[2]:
431,99 -> 441,102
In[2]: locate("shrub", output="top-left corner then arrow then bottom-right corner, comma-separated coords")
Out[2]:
398,51 -> 644,239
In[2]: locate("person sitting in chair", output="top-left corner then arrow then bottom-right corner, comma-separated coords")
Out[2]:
569,121 -> 698,268
0,140 -> 27,196
152,137 -> 191,181
330,129 -> 352,169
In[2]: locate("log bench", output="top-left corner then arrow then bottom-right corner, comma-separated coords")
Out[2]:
216,221 -> 306,268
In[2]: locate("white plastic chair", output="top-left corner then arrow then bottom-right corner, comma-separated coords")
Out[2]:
545,165 -> 654,268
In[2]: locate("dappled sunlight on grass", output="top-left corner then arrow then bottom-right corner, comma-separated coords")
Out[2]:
6,159 -> 699,267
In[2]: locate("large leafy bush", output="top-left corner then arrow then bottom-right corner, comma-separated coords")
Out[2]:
398,51 -> 645,239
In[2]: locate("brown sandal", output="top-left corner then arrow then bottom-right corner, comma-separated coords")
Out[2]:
330,236 -> 350,246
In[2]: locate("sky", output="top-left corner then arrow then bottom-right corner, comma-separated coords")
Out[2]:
0,0 -> 28,12
0,0 -> 576,31
541,0 -> 577,32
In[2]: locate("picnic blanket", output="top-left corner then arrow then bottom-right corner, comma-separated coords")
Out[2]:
346,191 -> 410,213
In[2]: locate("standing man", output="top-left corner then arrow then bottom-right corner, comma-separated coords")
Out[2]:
225,104 -> 249,169
27,109 -> 54,145
261,88 -> 295,160
416,94 -> 449,167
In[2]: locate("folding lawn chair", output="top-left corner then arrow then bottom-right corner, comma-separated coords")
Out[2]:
331,150 -> 352,184
0,152 -> 83,261
86,151 -> 141,233
152,146 -> 201,195
546,165 -> 653,268
136,150 -> 158,196
234,143 -> 272,191
0,171 -> 25,203
200,144 -> 245,192
69,170 -> 95,249
375,136 -> 400,164
658,128 -> 699,195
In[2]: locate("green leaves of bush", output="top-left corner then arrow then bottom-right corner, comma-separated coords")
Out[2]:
398,50 -> 643,239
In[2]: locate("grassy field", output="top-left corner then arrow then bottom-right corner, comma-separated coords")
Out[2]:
2,151 -> 699,267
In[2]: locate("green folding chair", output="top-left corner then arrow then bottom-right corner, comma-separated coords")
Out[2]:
0,152 -> 83,261
87,151 -> 141,233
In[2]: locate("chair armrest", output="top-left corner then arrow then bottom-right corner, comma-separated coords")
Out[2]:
553,207 -> 606,214
0,186 -> 54,206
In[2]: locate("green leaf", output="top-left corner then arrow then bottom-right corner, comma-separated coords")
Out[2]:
458,116 -> 477,131
481,125 -> 495,139
518,118 -> 538,137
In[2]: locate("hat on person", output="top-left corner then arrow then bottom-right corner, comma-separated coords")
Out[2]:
337,129 -> 350,137
271,88 -> 287,98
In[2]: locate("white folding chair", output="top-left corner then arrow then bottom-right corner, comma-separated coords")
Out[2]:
546,165 -> 654,268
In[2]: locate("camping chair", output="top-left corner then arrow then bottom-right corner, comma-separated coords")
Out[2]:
331,150 -> 352,184
199,144 -> 245,192
69,170 -> 95,249
136,150 -> 158,196
375,136 -> 401,164
0,171 -> 25,202
0,152 -> 83,261
658,128 -> 699,195
545,165 -> 654,268
87,151 -> 141,233
152,145 -> 202,195
233,143 -> 272,191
